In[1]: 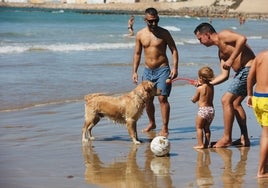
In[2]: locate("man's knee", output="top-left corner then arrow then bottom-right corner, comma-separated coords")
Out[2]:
221,93 -> 236,106
221,96 -> 231,106
158,96 -> 168,103
233,96 -> 245,109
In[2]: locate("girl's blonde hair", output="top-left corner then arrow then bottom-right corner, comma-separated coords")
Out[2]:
198,66 -> 214,82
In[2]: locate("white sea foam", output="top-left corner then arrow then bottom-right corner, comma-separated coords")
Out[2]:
52,10 -> 64,14
230,26 -> 237,30
247,36 -> 262,39
163,26 -> 181,32
182,38 -> 200,44
0,42 -> 135,54
175,41 -> 184,45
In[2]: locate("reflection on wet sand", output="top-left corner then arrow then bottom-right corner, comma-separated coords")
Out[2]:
258,177 -> 268,188
82,141 -> 174,188
195,149 -> 214,187
194,147 -> 254,187
212,147 -> 250,187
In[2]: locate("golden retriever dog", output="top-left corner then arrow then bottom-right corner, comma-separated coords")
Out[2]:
82,81 -> 157,144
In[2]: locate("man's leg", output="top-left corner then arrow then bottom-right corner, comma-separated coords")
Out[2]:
258,126 -> 268,178
232,96 -> 250,147
143,96 -> 157,132
158,95 -> 170,137
214,92 -> 236,147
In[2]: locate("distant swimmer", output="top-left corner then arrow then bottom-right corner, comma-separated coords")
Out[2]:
128,15 -> 135,36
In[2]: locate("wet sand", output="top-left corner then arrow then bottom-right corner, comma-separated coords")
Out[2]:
1,85 -> 268,187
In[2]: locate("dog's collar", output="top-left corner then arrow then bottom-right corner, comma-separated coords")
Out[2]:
134,90 -> 146,103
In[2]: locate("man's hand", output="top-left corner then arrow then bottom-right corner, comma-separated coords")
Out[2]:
247,96 -> 253,108
169,68 -> 178,80
223,59 -> 233,70
132,73 -> 138,84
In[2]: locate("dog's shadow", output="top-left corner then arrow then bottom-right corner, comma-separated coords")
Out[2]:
82,141 -> 174,187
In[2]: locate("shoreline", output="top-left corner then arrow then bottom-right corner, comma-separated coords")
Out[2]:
1,2 -> 268,19
0,85 -> 265,187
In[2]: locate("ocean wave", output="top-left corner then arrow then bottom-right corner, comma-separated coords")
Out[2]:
51,10 -> 65,14
230,26 -> 237,30
0,98 -> 83,112
163,26 -> 181,32
0,42 -> 135,54
182,38 -> 199,44
175,41 -> 184,45
247,36 -> 262,39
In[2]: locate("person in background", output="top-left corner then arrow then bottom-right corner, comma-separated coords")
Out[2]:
247,50 -> 268,178
194,22 -> 255,148
128,15 -> 135,36
132,7 -> 179,137
191,66 -> 215,149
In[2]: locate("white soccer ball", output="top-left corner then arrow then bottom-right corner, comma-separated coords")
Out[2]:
150,136 -> 170,157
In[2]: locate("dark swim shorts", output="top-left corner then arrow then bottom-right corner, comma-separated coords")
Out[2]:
142,66 -> 171,96
227,66 -> 250,96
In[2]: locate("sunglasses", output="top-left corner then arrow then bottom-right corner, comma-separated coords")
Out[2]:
146,18 -> 159,25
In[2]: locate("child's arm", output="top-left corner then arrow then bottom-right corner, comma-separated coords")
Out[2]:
191,87 -> 200,103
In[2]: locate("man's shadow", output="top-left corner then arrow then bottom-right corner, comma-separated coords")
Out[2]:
194,147 -> 251,187
211,147 -> 250,186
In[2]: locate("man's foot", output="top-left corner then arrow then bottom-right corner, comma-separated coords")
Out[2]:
232,138 -> 250,147
158,131 -> 169,137
142,124 -> 156,132
213,138 -> 232,148
257,173 -> 268,178
209,141 -> 217,148
193,145 -> 206,149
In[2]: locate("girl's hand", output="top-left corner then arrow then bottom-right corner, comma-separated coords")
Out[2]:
194,80 -> 201,87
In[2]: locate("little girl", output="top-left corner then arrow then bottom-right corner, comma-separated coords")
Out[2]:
191,66 -> 215,149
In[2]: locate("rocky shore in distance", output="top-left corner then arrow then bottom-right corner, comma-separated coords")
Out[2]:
0,1 -> 268,19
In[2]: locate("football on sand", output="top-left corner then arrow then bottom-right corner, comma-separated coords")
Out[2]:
150,136 -> 170,157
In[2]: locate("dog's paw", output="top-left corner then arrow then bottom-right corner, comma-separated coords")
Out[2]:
133,140 -> 142,145
89,136 -> 95,140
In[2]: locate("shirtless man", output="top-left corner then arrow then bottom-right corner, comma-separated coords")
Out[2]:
132,7 -> 179,137
194,22 -> 255,147
247,50 -> 268,178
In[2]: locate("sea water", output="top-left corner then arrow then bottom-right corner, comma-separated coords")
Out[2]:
0,7 -> 267,111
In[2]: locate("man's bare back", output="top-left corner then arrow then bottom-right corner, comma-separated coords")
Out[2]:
254,51 -> 268,93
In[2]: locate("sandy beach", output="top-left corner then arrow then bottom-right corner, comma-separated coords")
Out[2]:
1,0 -> 268,18
1,84 -> 268,187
